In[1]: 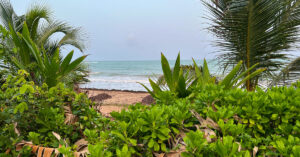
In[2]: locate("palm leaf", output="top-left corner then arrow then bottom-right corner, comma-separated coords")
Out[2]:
25,4 -> 51,40
269,56 -> 300,87
203,0 -> 300,90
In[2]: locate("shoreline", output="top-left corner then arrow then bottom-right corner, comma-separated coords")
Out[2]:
80,87 -> 148,93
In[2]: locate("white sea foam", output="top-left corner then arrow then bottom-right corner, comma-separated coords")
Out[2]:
88,78 -> 149,84
81,60 -> 219,91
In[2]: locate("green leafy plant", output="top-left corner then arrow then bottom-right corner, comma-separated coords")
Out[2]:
193,60 -> 265,90
0,70 -> 104,156
88,143 -> 112,157
5,22 -> 87,87
140,53 -> 193,104
214,136 -> 240,157
181,130 -> 211,157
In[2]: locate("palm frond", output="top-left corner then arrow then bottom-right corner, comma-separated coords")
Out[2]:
203,0 -> 300,89
25,4 -> 51,40
58,28 -> 85,52
0,0 -> 25,32
269,56 -> 300,87
0,0 -> 16,29
37,20 -> 85,52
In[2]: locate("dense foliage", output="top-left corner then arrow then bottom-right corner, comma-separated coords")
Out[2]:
1,70 -> 299,156
82,81 -> 300,156
0,70 -> 104,156
0,1 -> 299,157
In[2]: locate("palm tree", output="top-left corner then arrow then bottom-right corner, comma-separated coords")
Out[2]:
2,22 -> 87,87
203,0 -> 300,90
0,0 -> 85,52
0,0 -> 89,86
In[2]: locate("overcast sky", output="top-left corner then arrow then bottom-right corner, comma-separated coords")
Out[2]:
10,0 -> 219,61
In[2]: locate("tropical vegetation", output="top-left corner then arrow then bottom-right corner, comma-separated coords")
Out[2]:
0,0 -> 300,157
0,1 -> 89,87
203,0 -> 300,90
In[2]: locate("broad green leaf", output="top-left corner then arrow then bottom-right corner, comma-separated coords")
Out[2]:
235,68 -> 266,88
148,139 -> 154,148
192,58 -> 202,78
172,53 -> 181,83
229,62 -> 259,88
161,53 -> 173,91
62,55 -> 87,75
154,142 -> 160,151
202,59 -> 211,83
161,143 -> 167,152
177,69 -> 187,97
60,50 -> 74,72
149,79 -> 162,94
138,82 -> 155,98
220,61 -> 242,88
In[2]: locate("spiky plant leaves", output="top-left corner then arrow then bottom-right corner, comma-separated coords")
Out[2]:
139,82 -> 156,98
220,61 -> 243,89
63,55 -> 87,76
235,68 -> 266,88
21,22 -> 45,70
172,53 -> 181,85
218,60 -> 265,89
141,53 -> 193,101
177,69 -> 188,98
192,58 -> 202,78
229,62 -> 258,88
192,58 -> 215,85
6,23 -> 87,87
61,50 -> 74,70
161,53 -> 174,91
202,59 -> 211,83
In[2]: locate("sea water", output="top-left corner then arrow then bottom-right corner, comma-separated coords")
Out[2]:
80,60 -> 220,91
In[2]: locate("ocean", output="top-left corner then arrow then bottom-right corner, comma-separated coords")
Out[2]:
80,60 -> 219,91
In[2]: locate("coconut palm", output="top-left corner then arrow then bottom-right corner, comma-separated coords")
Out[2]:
203,0 -> 300,90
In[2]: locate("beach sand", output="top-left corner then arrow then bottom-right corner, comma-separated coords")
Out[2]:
81,88 -> 152,116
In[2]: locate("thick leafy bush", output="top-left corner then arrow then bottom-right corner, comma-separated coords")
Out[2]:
86,83 -> 299,156
0,70 -> 104,156
1,70 -> 299,156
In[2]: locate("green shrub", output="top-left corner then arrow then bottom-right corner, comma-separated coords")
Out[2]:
0,70 -> 104,156
105,82 -> 300,156
1,70 -> 299,157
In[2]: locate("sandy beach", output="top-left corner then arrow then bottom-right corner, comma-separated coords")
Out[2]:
81,88 -> 153,116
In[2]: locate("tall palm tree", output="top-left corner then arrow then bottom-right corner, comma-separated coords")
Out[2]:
203,0 -> 300,90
